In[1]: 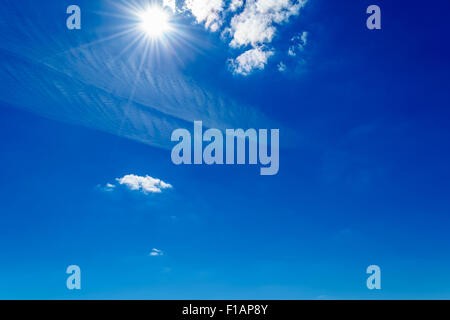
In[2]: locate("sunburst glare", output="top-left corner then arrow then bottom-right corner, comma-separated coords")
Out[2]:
139,6 -> 171,38
79,0 -> 204,70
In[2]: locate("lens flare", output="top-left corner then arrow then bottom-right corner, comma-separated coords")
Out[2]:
139,6 -> 170,38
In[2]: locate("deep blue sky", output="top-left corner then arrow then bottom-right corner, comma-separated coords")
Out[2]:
0,0 -> 449,299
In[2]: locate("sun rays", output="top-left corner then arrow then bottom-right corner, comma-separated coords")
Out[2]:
138,6 -> 172,38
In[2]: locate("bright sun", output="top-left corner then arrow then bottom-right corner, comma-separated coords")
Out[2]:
139,7 -> 170,38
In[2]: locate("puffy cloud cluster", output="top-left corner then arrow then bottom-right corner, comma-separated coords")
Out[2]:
184,0 -> 225,31
227,0 -> 307,48
228,47 -> 274,75
115,174 -> 173,194
182,0 -> 308,75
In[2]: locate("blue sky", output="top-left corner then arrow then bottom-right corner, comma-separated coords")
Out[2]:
0,0 -> 450,299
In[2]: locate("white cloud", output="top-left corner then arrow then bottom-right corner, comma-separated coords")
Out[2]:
98,183 -> 116,192
182,0 -> 308,75
150,248 -> 164,256
163,0 -> 176,12
116,174 -> 173,194
228,0 -> 307,48
277,61 -> 287,72
301,31 -> 308,45
229,0 -> 244,12
184,0 -> 225,32
229,47 -> 274,75
288,46 -> 296,56
105,183 -> 116,191
288,31 -> 308,56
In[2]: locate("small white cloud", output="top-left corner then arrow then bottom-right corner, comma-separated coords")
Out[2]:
229,0 -> 244,12
301,31 -> 308,45
288,31 -> 308,56
288,46 -> 296,56
277,61 -> 287,72
116,174 -> 173,194
229,47 -> 274,76
98,183 -> 116,192
150,248 -> 164,256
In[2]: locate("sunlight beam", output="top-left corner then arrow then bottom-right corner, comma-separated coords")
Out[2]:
139,6 -> 171,38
